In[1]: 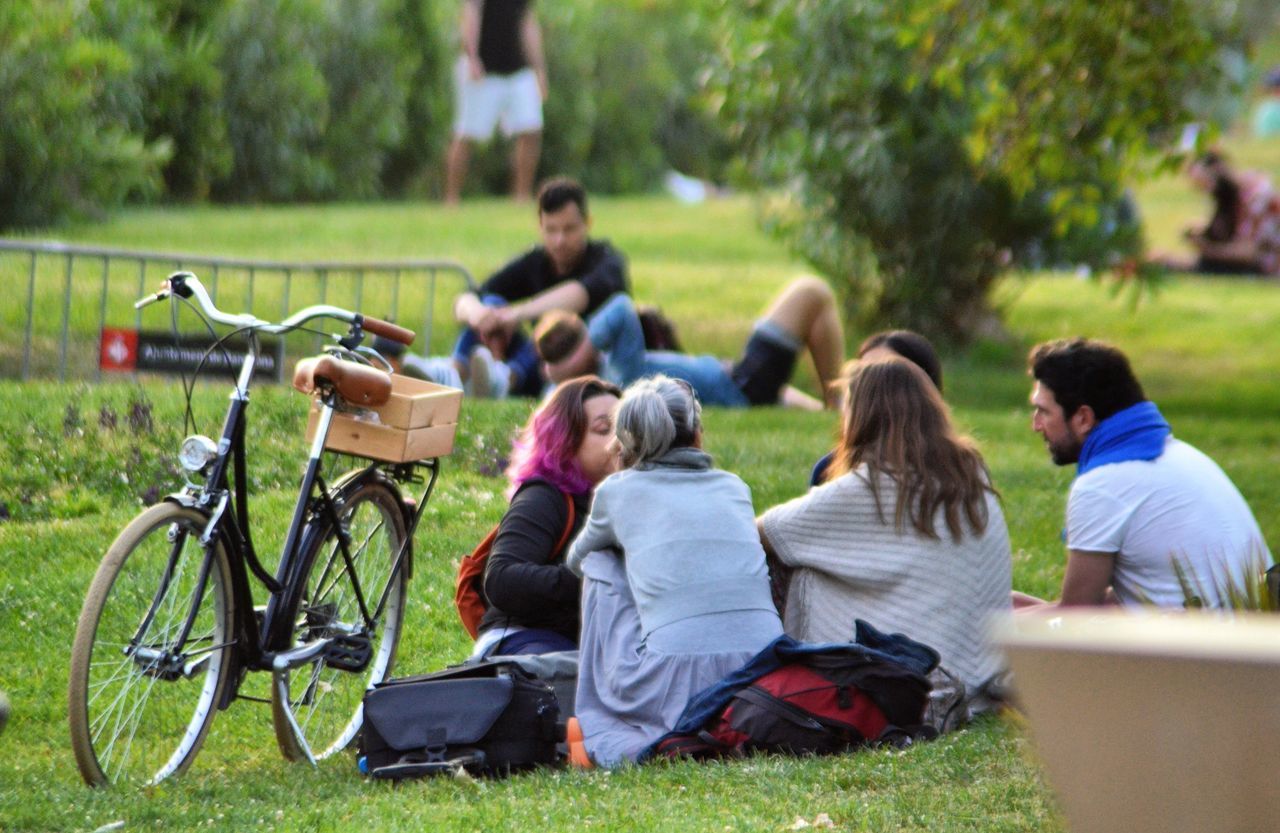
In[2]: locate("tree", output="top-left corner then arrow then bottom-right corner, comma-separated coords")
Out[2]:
706,0 -> 1239,343
0,1 -> 167,229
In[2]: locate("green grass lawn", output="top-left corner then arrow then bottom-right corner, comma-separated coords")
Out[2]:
1,185 -> 1278,831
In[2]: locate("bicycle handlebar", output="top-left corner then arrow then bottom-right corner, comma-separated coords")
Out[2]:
136,271 -> 416,346
359,316 -> 415,346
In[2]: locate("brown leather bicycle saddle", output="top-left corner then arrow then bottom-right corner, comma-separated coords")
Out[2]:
292,355 -> 392,407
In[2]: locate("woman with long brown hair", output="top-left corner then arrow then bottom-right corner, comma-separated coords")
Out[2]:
809,328 -> 943,485
758,356 -> 1011,714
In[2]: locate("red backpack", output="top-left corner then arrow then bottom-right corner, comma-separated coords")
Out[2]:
650,649 -> 932,760
453,492 -> 576,639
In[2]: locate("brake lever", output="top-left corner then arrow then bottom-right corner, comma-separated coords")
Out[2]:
134,287 -> 172,310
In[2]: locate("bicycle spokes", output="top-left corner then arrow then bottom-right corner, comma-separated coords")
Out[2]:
70,505 -> 234,786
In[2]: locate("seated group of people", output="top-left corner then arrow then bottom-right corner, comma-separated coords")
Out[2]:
422,177 -> 1272,769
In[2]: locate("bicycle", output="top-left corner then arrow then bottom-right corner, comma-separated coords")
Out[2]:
68,271 -> 455,786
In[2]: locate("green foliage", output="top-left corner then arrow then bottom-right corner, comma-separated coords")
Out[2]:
0,0 -> 727,222
0,0 -> 168,228
139,0 -> 234,200
313,0 -> 411,199
210,0 -> 330,201
379,0 -> 455,196
706,0 -> 1245,342
470,0 -> 731,195
211,0 -> 413,201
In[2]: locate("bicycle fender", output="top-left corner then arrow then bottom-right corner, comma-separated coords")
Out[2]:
162,492 -> 202,511
323,468 -> 414,580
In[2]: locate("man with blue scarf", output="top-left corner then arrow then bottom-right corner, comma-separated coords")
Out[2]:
1015,338 -> 1269,609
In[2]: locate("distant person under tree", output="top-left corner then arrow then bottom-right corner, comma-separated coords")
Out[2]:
1152,152 -> 1280,277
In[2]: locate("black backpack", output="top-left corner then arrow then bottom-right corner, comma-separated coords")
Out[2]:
359,660 -> 560,779
649,647 -> 933,760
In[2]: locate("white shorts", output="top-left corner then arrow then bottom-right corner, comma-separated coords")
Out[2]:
453,57 -> 544,140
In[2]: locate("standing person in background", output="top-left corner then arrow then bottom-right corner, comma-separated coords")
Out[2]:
444,0 -> 548,205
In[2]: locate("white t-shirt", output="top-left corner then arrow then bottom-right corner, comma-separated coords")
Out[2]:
1068,437 -> 1270,608
759,468 -> 1012,693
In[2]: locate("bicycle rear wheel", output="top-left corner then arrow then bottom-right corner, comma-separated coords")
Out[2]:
271,478 -> 408,762
69,503 -> 234,786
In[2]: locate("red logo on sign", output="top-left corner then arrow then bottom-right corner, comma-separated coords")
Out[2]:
100,328 -> 139,372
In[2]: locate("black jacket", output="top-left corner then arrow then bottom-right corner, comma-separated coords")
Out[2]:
478,479 -> 590,641
478,240 -> 629,316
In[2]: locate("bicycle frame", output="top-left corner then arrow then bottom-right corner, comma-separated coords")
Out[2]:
152,330 -> 439,707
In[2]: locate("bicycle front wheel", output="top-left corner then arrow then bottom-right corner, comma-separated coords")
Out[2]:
69,503 -> 235,786
271,478 -> 408,763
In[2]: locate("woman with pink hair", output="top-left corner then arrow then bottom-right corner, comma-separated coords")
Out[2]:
472,375 -> 622,658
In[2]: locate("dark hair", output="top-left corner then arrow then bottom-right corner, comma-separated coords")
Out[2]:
825,357 -> 992,541
371,334 -> 406,359
1197,150 -> 1226,170
1028,338 -> 1146,421
537,177 -> 588,218
858,330 -> 943,392
637,305 -> 682,352
1191,152 -> 1240,242
533,311 -> 587,364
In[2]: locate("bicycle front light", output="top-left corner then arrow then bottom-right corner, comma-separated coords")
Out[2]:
178,435 -> 218,474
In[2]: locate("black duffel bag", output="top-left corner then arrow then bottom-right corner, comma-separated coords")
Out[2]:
358,660 -> 560,779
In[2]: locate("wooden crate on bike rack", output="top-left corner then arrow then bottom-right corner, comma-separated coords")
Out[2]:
305,374 -> 463,462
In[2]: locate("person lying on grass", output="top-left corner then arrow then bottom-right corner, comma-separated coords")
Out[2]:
534,277 -> 844,411
758,357 -> 1012,722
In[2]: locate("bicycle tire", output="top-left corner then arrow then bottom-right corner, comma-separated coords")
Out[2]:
271,477 -> 408,763
69,503 -> 235,786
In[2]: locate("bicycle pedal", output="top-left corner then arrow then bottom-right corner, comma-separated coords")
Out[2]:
322,632 -> 372,672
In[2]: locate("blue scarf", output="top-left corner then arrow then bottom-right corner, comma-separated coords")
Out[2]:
1076,400 -> 1170,476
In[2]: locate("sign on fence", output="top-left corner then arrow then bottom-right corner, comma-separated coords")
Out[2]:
100,328 -> 278,378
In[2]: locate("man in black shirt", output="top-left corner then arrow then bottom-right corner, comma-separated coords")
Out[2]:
450,177 -> 629,396
445,0 -> 549,204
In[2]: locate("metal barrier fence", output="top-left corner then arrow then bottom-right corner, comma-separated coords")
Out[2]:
0,239 -> 476,382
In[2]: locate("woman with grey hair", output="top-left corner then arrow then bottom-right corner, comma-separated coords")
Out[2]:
564,375 -> 783,768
